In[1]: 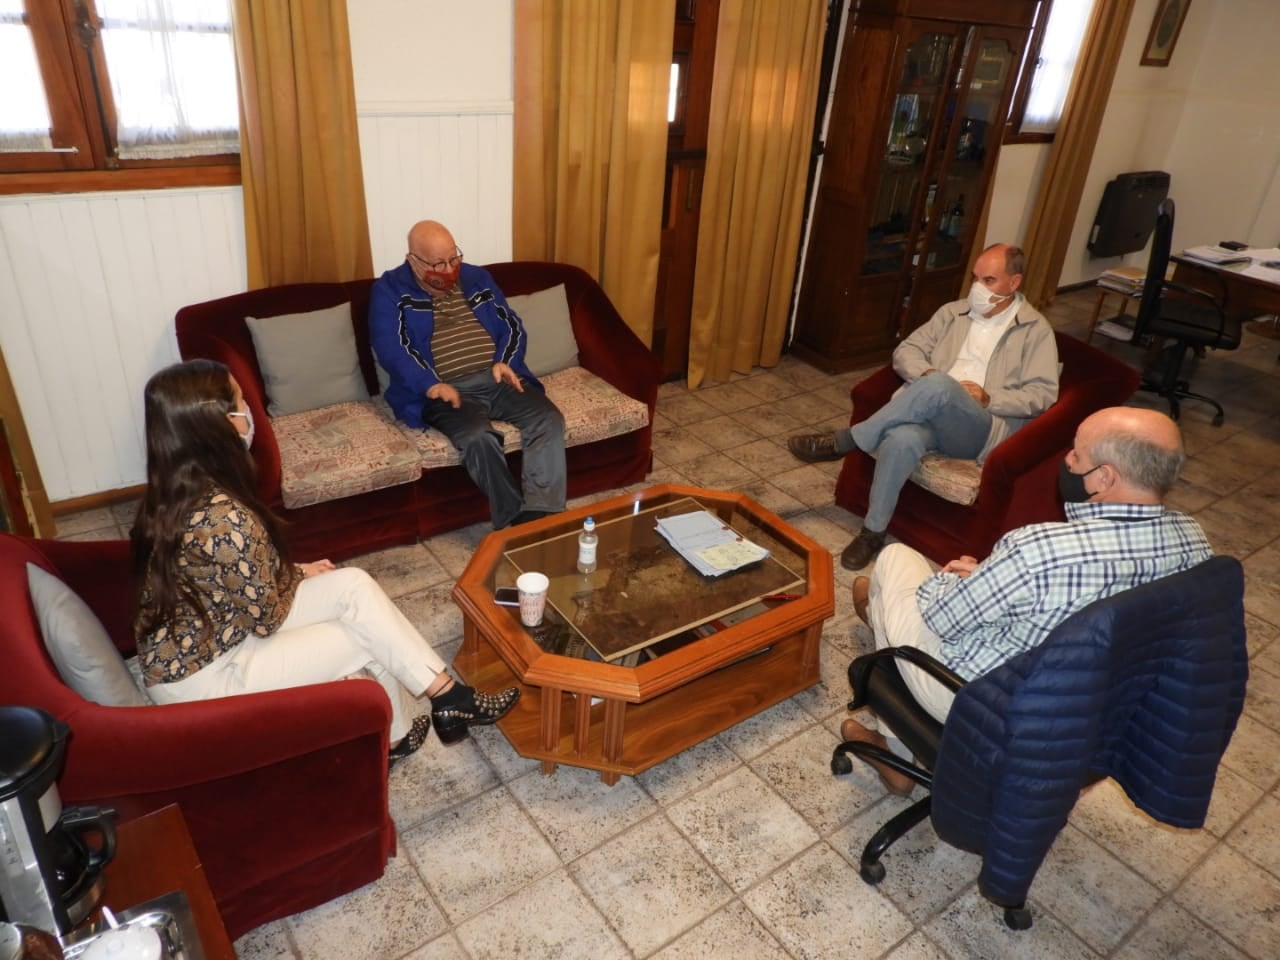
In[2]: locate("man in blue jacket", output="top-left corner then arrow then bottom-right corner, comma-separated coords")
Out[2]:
844,406 -> 1212,795
369,220 -> 566,529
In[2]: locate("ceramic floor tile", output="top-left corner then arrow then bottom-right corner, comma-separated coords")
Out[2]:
636,736 -> 743,806
749,723 -> 880,835
287,854 -> 446,960
53,506 -> 116,538
1112,900 -> 1250,960
1202,763 -> 1266,838
1245,611 -> 1280,660
1175,845 -> 1280,960
675,449 -> 761,489
349,542 -> 450,599
400,786 -> 559,924
683,413 -> 764,450
724,436 -> 802,478
649,900 -> 792,960
570,815 -> 733,956
658,392 -> 721,426
786,508 -> 858,554
831,799 -> 981,923
421,523 -> 490,580
1224,793 -> 1280,878
233,920 -> 296,960
652,425 -> 717,465
400,933 -> 470,960
393,581 -> 464,651
109,498 -> 141,526
771,389 -> 844,426
729,403 -> 806,439
1068,779 -> 1218,892
734,371 -> 804,403
922,887 -> 1100,960
452,870 -> 628,960
506,764 -> 658,861
883,931 -> 953,960
717,697 -> 816,761
465,722 -> 542,783
732,478 -> 809,518
697,380 -> 765,414
742,842 -> 913,960
387,735 -> 500,833
791,634 -> 861,722
666,766 -> 818,891
60,524 -> 125,541
769,463 -> 838,508
1241,658 -> 1280,732
1220,713 -> 1280,789
1194,503 -> 1280,559
1029,824 -> 1161,954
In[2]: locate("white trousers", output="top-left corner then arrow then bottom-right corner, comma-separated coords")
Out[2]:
147,567 -> 448,740
867,543 -> 957,725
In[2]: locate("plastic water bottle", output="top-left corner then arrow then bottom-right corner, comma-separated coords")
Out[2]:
577,517 -> 598,573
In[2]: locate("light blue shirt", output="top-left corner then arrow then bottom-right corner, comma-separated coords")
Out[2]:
917,501 -> 1213,679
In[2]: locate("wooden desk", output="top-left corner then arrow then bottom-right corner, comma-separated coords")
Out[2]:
1170,255 -> 1280,322
97,806 -> 235,959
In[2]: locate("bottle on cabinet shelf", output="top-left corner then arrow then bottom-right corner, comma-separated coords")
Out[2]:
946,194 -> 966,239
576,517 -> 598,573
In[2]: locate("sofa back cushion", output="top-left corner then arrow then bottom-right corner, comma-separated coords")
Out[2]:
247,303 -> 371,416
27,563 -> 149,706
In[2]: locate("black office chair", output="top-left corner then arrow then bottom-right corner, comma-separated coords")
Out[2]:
831,556 -> 1248,930
1132,197 -> 1243,425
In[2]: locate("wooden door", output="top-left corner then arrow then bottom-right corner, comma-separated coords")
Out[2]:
652,0 -> 720,379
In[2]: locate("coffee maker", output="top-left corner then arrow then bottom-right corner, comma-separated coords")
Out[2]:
0,706 -> 117,936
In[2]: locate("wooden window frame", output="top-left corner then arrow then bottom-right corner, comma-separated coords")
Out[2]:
1004,0 -> 1054,145
0,0 -> 240,195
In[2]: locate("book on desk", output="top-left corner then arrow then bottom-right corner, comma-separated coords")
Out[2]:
1180,244 -> 1252,266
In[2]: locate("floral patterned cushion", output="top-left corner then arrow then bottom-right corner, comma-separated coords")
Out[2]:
273,401 -> 422,509
393,366 -> 650,470
911,453 -> 982,506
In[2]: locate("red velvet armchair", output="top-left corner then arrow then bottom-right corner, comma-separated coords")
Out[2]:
834,332 -> 1141,563
0,534 -> 396,940
175,262 -> 661,561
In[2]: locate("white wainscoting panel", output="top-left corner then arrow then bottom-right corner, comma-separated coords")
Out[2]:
0,188 -> 246,502
359,102 -> 514,272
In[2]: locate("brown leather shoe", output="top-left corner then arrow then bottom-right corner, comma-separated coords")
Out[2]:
841,529 -> 885,571
840,718 -> 916,796
787,433 -> 843,463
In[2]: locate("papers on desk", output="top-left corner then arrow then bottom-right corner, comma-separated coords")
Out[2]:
1237,247 -> 1280,282
655,510 -> 770,577
1181,245 -> 1251,266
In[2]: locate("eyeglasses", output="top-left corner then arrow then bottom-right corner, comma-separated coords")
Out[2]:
408,248 -> 464,271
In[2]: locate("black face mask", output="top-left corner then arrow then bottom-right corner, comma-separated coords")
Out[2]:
1058,461 -> 1102,503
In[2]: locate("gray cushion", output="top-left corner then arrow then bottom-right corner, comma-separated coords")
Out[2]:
505,284 -> 579,377
246,302 -> 370,416
27,563 -> 149,706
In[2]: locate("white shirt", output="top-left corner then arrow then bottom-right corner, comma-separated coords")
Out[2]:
946,294 -> 1021,385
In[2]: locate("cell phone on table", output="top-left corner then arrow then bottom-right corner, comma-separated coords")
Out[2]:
494,587 -> 520,606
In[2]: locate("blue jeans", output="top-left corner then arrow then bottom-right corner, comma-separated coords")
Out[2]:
849,375 -> 991,533
423,370 -> 566,528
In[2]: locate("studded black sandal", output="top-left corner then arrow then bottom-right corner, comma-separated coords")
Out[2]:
387,714 -> 432,769
432,685 -> 521,745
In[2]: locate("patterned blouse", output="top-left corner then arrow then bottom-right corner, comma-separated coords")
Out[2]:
136,490 -> 299,685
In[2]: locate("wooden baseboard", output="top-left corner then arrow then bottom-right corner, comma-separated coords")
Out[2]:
52,483 -> 145,517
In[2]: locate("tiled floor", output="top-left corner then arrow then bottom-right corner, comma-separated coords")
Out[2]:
58,290 -> 1280,959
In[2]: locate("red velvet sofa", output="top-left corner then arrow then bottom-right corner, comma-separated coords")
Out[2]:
834,331 -> 1142,563
0,533 -> 395,939
175,262 -> 662,561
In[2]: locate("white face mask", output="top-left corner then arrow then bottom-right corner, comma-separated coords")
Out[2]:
229,409 -> 255,449
967,280 -> 1008,319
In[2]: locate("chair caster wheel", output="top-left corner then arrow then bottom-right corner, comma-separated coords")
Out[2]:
1004,906 -> 1032,930
831,753 -> 853,776
859,860 -> 886,885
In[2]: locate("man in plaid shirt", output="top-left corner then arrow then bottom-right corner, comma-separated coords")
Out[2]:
843,406 -> 1212,795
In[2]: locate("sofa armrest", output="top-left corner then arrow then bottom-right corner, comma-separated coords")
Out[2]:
849,367 -> 902,425
58,679 -> 391,802
568,282 -> 663,410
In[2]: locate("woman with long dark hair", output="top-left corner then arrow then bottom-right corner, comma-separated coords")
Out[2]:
132,359 -> 517,764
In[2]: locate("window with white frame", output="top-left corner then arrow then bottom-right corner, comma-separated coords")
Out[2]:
1007,0 -> 1098,141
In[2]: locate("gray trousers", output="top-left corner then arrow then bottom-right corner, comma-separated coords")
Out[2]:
850,374 -> 991,532
423,370 -> 567,528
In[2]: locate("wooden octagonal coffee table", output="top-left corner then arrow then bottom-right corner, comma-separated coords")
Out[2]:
451,484 -> 834,783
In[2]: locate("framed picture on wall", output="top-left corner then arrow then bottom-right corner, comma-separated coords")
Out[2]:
1141,0 -> 1192,67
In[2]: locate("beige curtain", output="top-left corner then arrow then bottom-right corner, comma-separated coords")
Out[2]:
685,0 -> 826,388
231,0 -> 373,287
1021,0 -> 1138,307
513,0 -> 675,345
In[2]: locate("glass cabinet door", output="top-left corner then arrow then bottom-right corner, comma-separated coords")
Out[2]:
926,33 -> 1019,272
861,30 -> 957,277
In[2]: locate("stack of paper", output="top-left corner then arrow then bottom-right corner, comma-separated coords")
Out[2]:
1181,245 -> 1251,266
1096,265 -> 1145,296
655,510 -> 770,577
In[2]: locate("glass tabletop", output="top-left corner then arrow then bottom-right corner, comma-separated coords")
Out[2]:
493,494 -> 807,663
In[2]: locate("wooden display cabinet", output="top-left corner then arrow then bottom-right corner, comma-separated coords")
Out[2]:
792,0 -> 1036,372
